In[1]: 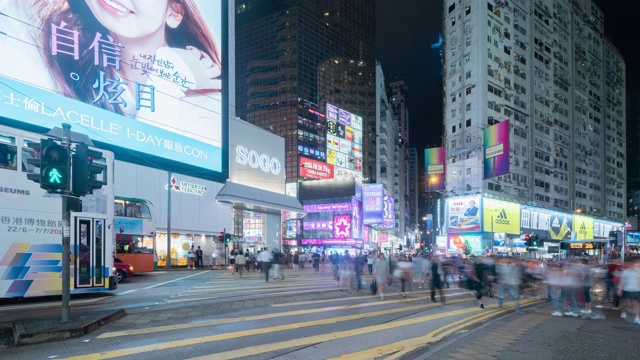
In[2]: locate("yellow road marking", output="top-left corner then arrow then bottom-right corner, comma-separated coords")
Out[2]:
185,306 -> 487,360
98,296 -> 469,339
67,305 -> 482,359
330,298 -> 541,360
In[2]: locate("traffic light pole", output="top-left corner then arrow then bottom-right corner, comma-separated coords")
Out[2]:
60,124 -> 72,323
166,171 -> 172,270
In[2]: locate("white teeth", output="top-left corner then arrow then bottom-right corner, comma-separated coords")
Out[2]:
103,0 -> 133,13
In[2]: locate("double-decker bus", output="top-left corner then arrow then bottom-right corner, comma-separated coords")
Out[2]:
0,124 -> 117,298
114,197 -> 157,272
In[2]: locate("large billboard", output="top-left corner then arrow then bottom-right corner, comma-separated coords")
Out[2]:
448,195 -> 481,233
520,207 -> 572,240
483,120 -> 510,179
299,156 -> 334,180
424,147 -> 446,191
483,198 -> 521,235
362,184 -> 384,224
0,0 -> 226,177
379,195 -> 395,229
326,103 -> 363,182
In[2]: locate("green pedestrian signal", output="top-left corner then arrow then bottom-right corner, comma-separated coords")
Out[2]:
26,139 -> 70,192
224,233 -> 231,244
47,168 -> 64,184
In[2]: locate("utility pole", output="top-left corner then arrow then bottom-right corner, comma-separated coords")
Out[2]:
60,124 -> 71,322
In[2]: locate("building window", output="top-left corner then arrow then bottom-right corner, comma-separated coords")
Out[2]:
449,3 -> 456,13
466,6 -> 471,15
466,71 -> 471,79
466,103 -> 471,111
466,167 -> 471,175
452,125 -> 457,133
466,119 -> 471,127
466,87 -> 473,95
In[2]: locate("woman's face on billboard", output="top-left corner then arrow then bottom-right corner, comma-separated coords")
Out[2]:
84,0 -> 183,40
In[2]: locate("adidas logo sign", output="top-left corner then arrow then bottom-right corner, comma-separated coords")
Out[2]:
551,217 -> 561,227
579,223 -> 587,233
495,209 -> 510,225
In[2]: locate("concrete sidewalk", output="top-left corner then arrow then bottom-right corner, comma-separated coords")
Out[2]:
412,303 -> 638,360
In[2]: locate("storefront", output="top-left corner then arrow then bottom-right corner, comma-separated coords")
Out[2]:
445,195 -> 624,258
115,118 -> 305,268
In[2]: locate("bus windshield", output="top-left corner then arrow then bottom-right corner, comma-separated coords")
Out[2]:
115,198 -> 152,219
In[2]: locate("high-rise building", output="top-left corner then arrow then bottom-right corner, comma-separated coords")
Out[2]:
408,147 -> 420,232
375,63 -> 403,238
442,0 -> 626,221
235,0 -> 376,184
386,76 -> 411,237
627,93 -> 640,219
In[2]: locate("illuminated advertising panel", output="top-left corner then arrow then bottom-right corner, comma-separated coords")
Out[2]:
448,235 -> 482,253
448,195 -> 481,233
352,198 -> 362,239
325,104 -> 362,182
483,120 -> 510,179
0,0 -> 226,175
350,114 -> 363,131
327,120 -> 338,136
285,219 -> 301,238
303,221 -> 333,231
333,215 -> 352,239
425,147 -> 446,191
327,135 -> 341,151
301,239 -> 358,246
573,214 -> 594,240
338,109 -> 351,126
326,103 -> 339,122
363,225 -> 370,243
299,156 -> 334,180
379,195 -> 395,229
303,203 -> 352,213
594,219 -> 621,239
334,167 -> 363,182
362,184 -> 384,224
353,129 -> 363,145
520,207 -> 572,240
345,126 -> 354,141
352,144 -> 363,158
483,198 -> 521,235
327,149 -> 337,165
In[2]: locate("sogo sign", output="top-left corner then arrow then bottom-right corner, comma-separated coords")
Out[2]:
235,146 -> 282,175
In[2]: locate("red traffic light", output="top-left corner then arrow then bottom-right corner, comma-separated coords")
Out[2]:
524,234 -> 531,241
218,232 -> 224,238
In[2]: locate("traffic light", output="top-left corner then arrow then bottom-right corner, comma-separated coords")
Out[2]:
398,244 -> 403,251
532,235 -> 539,247
72,144 -> 106,197
420,242 -> 425,250
218,232 -> 224,243
524,234 -> 531,247
26,139 -> 70,192
224,233 -> 231,244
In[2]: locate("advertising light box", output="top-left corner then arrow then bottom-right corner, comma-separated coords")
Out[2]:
0,1 -> 226,176
448,196 -> 481,233
363,184 -> 384,224
299,156 -> 334,180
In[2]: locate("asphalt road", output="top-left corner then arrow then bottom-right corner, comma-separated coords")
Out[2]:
3,268 -> 631,359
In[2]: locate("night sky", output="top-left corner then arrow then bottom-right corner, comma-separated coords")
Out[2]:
376,0 -> 639,192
